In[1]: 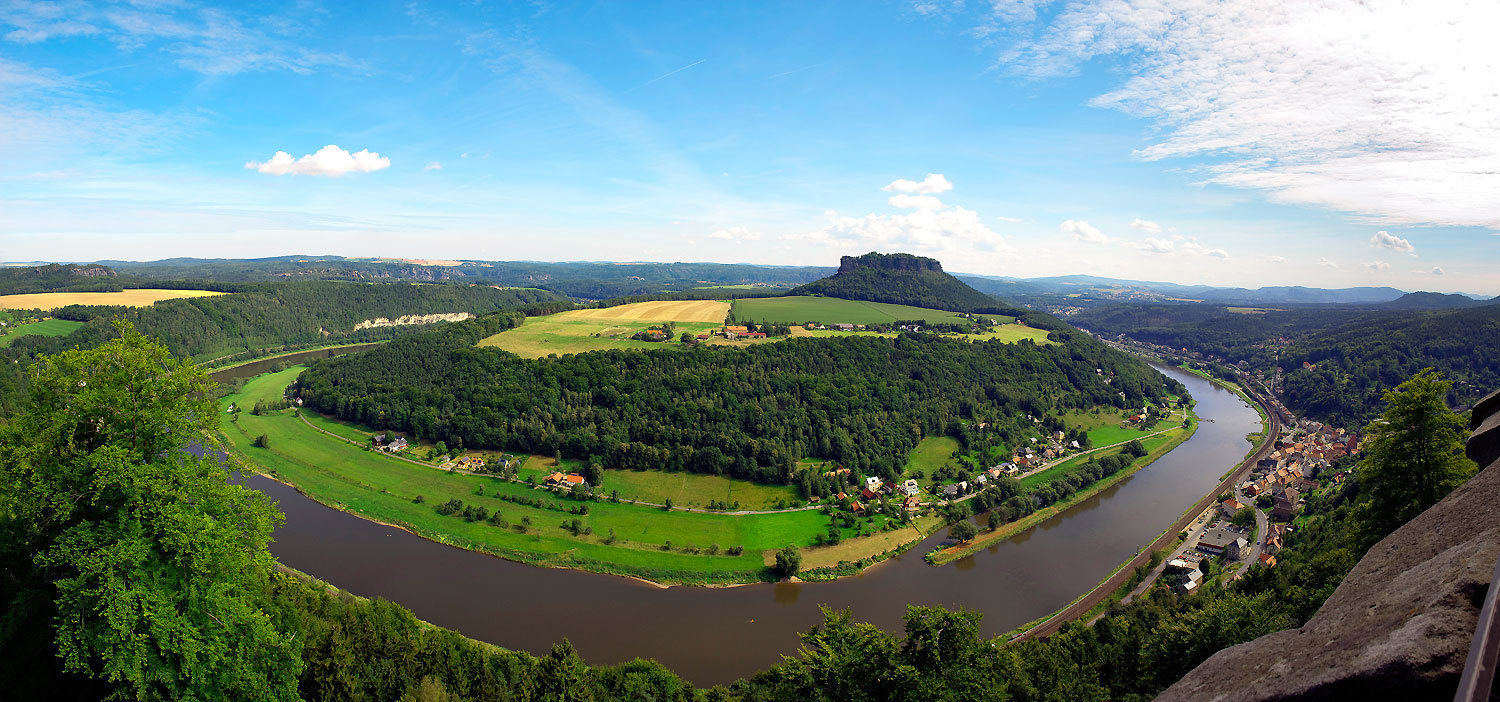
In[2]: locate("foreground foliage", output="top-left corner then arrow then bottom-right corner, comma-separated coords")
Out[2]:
0,324 -> 301,699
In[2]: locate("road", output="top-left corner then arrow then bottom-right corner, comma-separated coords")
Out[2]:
1016,383 -> 1281,642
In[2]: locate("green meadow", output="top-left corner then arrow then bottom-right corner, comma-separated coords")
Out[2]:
222,367 -> 829,583
0,318 -> 83,347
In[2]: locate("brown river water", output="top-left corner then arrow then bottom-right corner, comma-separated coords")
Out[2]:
243,365 -> 1260,686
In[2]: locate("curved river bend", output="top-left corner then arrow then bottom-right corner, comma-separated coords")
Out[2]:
249,366 -> 1260,686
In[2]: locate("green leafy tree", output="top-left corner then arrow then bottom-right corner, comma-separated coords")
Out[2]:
1353,368 -> 1477,548
774,545 -> 802,577
1231,506 -> 1255,529
951,519 -> 979,543
0,323 -> 301,699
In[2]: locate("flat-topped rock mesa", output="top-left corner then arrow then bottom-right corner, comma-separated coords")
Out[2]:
792,252 -> 1013,313
1159,387 -> 1500,701
835,252 -> 945,274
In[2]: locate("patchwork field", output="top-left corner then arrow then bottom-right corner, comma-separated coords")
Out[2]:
0,318 -> 84,347
0,288 -> 226,310
478,299 -> 730,357
565,299 -> 729,322
221,366 -> 832,583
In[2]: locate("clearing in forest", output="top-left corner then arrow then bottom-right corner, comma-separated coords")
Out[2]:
0,288 -> 226,310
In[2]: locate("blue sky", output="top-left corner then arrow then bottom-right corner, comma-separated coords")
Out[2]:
2,0 -> 1497,294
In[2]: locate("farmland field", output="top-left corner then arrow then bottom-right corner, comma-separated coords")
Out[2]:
221,366 -> 832,583
478,300 -> 728,357
733,296 -> 982,326
0,318 -> 84,346
0,288 -> 226,310
565,299 -> 729,322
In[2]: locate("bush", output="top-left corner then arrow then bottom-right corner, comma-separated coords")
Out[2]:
252,434 -> 270,449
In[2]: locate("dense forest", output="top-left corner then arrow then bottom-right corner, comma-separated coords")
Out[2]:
1279,305 -> 1500,427
790,252 -> 1015,313
1074,302 -> 1500,426
293,314 -> 1181,484
0,282 -> 568,418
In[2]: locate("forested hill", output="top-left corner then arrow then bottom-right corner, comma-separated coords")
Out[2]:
0,263 -> 119,294
1073,302 -> 1500,427
0,282 -> 568,417
789,252 -> 1011,312
294,314 -> 1181,484
1281,303 -> 1500,427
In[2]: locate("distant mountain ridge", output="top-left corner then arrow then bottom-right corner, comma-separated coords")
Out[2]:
790,252 -> 1008,312
1378,291 -> 1489,310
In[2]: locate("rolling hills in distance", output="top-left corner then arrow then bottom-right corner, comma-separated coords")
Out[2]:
6,256 -> 1490,307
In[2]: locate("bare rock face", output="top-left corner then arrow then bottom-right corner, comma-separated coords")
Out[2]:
1158,389 -> 1500,701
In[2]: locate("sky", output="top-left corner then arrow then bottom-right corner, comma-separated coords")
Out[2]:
2,0 -> 1498,295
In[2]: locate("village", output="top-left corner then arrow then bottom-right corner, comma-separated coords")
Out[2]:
1161,413 -> 1359,595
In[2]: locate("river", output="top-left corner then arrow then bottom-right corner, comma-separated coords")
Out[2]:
247,365 -> 1261,686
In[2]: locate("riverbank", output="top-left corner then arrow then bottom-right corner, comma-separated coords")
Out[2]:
927,415 -> 1198,566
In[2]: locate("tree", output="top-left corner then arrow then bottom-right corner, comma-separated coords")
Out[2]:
951,519 -> 979,542
1231,506 -> 1255,529
0,323 -> 301,699
680,331 -> 694,344
253,433 -> 271,448
1353,368 -> 1477,548
1123,439 -> 1147,458
774,545 -> 802,577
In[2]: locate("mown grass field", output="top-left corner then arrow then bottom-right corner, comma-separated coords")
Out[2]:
595,469 -> 799,510
0,318 -> 83,347
903,436 -> 961,477
1058,409 -> 1158,447
0,288 -> 226,310
222,367 -> 830,583
733,296 -> 981,326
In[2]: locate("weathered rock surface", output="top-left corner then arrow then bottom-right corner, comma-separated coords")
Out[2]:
1158,388 -> 1500,701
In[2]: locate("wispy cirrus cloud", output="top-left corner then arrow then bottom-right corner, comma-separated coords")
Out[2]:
0,1 -> 361,75
980,0 -> 1500,231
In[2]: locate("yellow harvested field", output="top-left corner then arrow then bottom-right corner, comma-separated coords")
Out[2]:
0,289 -> 227,310
562,299 -> 729,323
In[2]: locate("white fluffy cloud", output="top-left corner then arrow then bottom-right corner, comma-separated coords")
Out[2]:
1061,219 -> 1107,243
882,173 -> 953,195
998,0 -> 1500,230
1319,257 -> 1338,268
1142,237 -> 1174,254
1267,255 -> 1287,264
1130,218 -> 1162,234
424,161 -> 442,170
1362,260 -> 1391,272
1369,230 -> 1415,254
788,176 -> 1010,255
708,226 -> 762,241
1429,266 -> 1444,275
246,145 -> 390,177
888,194 -> 945,210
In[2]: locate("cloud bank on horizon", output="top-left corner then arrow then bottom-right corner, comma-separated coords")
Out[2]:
0,0 -> 1495,294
